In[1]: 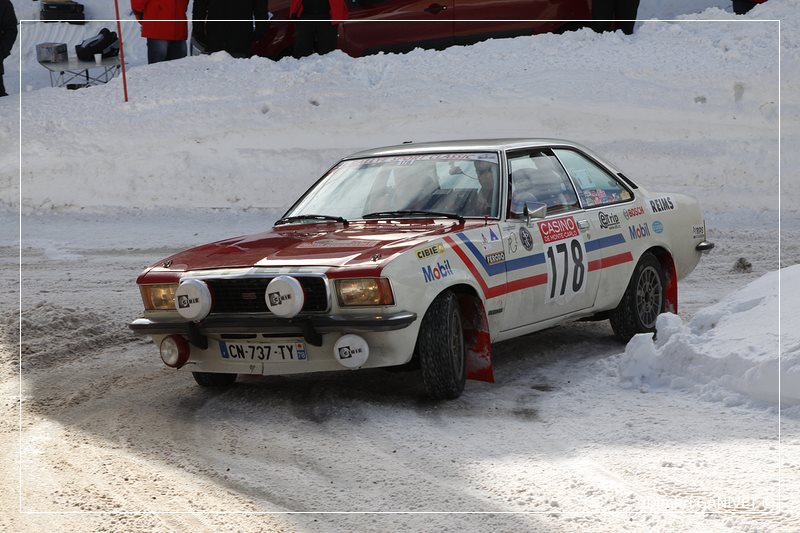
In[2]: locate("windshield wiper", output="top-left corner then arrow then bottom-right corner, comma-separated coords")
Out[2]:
274,214 -> 349,226
362,210 -> 464,224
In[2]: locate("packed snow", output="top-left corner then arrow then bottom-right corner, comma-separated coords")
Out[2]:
620,265 -> 800,410
0,0 -> 798,531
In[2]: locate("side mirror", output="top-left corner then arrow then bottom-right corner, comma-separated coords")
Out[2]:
523,202 -> 547,226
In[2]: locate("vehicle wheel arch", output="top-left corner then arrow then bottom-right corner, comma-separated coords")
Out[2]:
428,283 -> 494,383
641,246 -> 678,314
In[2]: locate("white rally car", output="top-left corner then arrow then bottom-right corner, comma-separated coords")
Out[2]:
130,139 -> 713,399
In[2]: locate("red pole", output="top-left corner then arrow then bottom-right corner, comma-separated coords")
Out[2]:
113,0 -> 129,102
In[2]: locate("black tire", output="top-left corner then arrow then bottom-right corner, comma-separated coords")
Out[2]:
609,253 -> 666,341
192,371 -> 237,388
417,291 -> 466,400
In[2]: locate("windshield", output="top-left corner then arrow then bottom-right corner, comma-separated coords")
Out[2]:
284,152 -> 501,221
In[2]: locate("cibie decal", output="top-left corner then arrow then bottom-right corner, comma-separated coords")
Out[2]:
485,251 -> 506,265
652,220 -> 664,234
416,242 -> 445,260
519,227 -> 534,251
177,295 -> 199,309
622,206 -> 644,220
648,196 -> 675,213
422,260 -> 454,283
537,216 -> 579,244
692,225 -> 705,239
268,291 -> 291,306
598,211 -> 621,229
628,223 -> 651,240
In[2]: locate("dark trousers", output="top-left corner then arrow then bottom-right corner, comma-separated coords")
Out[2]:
592,0 -> 640,35
293,21 -> 337,58
0,72 -> 5,97
147,39 -> 188,64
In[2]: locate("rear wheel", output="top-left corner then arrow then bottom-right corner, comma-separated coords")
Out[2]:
192,371 -> 237,388
417,291 -> 466,400
609,253 -> 666,340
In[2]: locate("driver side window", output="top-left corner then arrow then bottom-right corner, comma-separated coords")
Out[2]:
508,149 -> 579,217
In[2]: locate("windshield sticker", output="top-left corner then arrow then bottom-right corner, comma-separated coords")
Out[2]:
357,153 -> 499,165
416,242 -> 445,260
296,239 -> 375,248
648,196 -> 676,213
538,216 -> 579,244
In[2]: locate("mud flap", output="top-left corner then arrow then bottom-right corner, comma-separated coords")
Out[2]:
660,254 -> 678,314
458,294 -> 494,383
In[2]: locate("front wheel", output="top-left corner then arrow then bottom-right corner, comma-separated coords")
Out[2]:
417,291 -> 466,400
609,253 -> 666,340
192,371 -> 237,388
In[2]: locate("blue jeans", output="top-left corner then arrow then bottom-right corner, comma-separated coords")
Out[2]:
147,39 -> 187,64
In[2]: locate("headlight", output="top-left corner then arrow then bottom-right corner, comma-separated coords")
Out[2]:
335,278 -> 394,307
140,284 -> 178,310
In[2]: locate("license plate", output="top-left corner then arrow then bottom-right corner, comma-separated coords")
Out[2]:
219,340 -> 307,362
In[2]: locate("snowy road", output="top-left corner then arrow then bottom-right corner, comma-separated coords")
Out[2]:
1,0 -> 798,529
1,212 -> 797,532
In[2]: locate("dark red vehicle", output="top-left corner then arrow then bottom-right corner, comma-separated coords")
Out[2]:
252,0 -> 592,59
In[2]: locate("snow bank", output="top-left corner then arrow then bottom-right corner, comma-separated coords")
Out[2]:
619,265 -> 800,409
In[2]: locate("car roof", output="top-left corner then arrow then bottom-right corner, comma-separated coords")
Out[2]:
344,138 -> 590,159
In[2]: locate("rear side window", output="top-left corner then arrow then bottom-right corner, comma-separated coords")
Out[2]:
554,149 -> 631,207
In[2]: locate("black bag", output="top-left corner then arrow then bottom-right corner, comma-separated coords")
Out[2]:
75,28 -> 119,61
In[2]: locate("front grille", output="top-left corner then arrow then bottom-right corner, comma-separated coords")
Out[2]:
206,277 -> 328,314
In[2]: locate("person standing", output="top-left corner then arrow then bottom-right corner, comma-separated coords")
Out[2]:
0,0 -> 18,97
290,0 -> 347,58
592,0 -> 640,35
192,0 -> 269,58
131,0 -> 190,64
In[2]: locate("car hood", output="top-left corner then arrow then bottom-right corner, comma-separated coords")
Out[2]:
144,220 -> 476,275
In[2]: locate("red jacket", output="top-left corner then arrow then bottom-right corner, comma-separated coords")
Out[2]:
290,0 -> 348,24
131,0 -> 189,41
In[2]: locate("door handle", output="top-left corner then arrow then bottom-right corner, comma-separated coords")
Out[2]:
577,219 -> 590,230
424,3 -> 447,14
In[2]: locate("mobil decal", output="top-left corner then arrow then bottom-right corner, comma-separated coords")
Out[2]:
622,206 -> 644,220
422,259 -> 454,283
416,242 -> 445,260
537,216 -> 579,244
648,196 -> 675,213
628,223 -> 651,240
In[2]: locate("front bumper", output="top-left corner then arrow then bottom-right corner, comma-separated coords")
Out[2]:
129,311 -> 417,347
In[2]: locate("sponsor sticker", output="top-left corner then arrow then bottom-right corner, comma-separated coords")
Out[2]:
598,211 -> 621,229
628,223 -> 651,240
422,260 -> 454,283
485,251 -> 506,265
652,220 -> 664,234
268,291 -> 292,306
416,242 -> 445,260
177,295 -> 198,309
622,206 -> 644,220
519,227 -> 534,251
648,196 -> 676,213
488,228 -> 500,241
692,225 -> 705,239
537,216 -> 579,244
